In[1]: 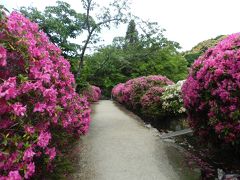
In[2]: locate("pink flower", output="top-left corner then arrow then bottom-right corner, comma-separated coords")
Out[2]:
24,162 -> 35,179
215,123 -> 224,134
0,45 -> 7,67
5,88 -> 18,100
11,102 -> 27,116
23,148 -> 35,161
214,68 -> 224,77
8,171 -> 22,180
33,102 -> 46,112
45,147 -> 56,160
43,87 -> 57,102
0,77 -> 18,100
229,105 -> 236,111
37,131 -> 51,148
20,82 -> 39,93
24,125 -> 35,134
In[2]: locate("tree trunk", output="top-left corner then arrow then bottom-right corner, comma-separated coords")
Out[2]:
75,28 -> 95,80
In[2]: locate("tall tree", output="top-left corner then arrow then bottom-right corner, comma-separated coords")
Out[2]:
125,20 -> 139,46
76,0 -> 130,80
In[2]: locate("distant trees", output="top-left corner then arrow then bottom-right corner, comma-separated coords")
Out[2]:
82,46 -> 128,95
84,20 -> 188,96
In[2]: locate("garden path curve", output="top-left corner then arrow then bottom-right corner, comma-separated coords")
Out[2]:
69,100 -> 200,180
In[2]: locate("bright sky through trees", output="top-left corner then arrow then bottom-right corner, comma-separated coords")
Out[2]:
2,0 -> 240,51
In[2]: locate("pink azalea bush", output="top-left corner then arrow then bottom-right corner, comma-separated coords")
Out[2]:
0,12 -> 90,179
140,80 -> 186,119
112,76 -> 188,121
82,85 -> 101,102
182,33 -> 240,148
111,83 -> 125,103
112,75 -> 173,109
140,86 -> 165,119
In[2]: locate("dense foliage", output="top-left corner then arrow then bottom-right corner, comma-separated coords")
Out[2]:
0,12 -> 90,179
182,33 -> 240,150
85,20 -> 188,97
82,46 -> 129,96
112,75 -> 186,120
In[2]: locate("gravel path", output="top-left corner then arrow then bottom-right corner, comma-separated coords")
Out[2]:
69,100 -> 200,180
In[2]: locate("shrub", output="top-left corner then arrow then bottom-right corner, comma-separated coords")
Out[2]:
0,12 -> 90,179
130,76 -> 173,109
161,80 -> 186,115
82,85 -> 101,102
112,75 -> 173,109
140,80 -> 186,120
182,33 -> 240,148
140,86 -> 165,119
111,83 -> 125,103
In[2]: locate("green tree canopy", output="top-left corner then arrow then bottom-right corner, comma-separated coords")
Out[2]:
84,19 -> 188,97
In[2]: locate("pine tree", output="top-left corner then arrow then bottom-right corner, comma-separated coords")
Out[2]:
125,20 -> 139,46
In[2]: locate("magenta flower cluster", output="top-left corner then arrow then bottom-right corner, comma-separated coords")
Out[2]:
82,85 -> 101,102
141,87 -> 165,108
112,75 -> 173,114
182,33 -> 240,147
0,12 -> 90,179
140,86 -> 165,119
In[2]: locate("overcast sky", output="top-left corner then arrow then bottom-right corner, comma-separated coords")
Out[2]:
2,0 -> 240,51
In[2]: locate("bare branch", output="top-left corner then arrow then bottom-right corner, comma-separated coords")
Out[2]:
75,0 -> 130,83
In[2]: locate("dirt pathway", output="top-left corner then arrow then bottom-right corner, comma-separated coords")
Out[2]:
69,100 -> 200,180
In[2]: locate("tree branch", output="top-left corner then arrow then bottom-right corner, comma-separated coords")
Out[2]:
96,17 -> 122,27
86,0 -> 92,33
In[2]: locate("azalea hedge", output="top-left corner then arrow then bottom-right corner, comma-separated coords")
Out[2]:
112,75 -> 186,121
182,33 -> 240,150
161,80 -> 186,115
0,12 -> 91,179
82,85 -> 101,102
